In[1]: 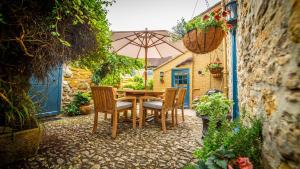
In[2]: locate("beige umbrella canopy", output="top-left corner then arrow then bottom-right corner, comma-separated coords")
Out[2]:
111,29 -> 185,88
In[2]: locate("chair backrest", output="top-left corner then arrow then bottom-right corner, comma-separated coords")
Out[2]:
176,88 -> 186,106
91,86 -> 116,113
163,88 -> 177,110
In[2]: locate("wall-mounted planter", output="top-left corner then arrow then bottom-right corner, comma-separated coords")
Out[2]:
209,67 -> 224,78
183,27 -> 225,54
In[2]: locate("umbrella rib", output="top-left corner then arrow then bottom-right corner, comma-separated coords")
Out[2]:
150,38 -> 164,58
151,34 -> 184,54
149,41 -> 165,48
136,46 -> 142,59
152,32 -> 170,38
125,37 -> 142,47
148,35 -> 165,48
115,36 -> 140,52
134,32 -> 144,46
113,33 -> 137,42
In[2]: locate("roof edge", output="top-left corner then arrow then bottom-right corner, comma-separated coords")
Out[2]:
154,51 -> 190,71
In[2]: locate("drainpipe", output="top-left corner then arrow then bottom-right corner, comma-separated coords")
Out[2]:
226,0 -> 239,119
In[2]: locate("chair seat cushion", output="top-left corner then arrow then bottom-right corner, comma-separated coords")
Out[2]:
116,101 -> 132,110
143,101 -> 163,109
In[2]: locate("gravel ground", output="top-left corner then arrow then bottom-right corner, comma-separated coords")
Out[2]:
4,111 -> 203,169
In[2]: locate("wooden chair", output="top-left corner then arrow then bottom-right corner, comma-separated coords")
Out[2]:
174,88 -> 186,125
91,86 -> 136,138
139,88 -> 177,133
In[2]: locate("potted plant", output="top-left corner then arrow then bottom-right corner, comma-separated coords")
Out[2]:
172,9 -> 233,54
1,0 -> 111,165
74,92 -> 92,115
193,93 -> 232,137
0,91 -> 43,166
207,61 -> 224,78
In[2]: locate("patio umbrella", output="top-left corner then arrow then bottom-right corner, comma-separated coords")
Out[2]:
111,28 -> 185,88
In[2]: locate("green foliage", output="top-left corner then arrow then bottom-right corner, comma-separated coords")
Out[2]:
50,0 -> 113,49
92,54 -> 144,87
194,93 -> 232,117
207,63 -> 222,70
172,10 -> 232,39
63,102 -> 80,116
171,18 -> 187,41
63,91 -> 91,116
0,13 -> 5,24
73,92 -> 91,105
192,107 -> 262,168
0,83 -> 36,130
0,0 -> 112,129
223,115 -> 263,167
147,79 -> 154,90
123,75 -> 145,90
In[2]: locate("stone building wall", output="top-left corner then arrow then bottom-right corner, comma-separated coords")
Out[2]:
62,65 -> 92,107
237,0 -> 300,168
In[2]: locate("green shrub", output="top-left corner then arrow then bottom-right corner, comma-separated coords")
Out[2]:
63,102 -> 80,116
123,75 -> 145,90
190,94 -> 262,168
73,92 -> 91,105
147,79 -> 154,90
63,91 -> 91,116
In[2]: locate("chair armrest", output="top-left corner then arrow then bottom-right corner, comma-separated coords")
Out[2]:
115,96 -> 136,102
139,96 -> 163,101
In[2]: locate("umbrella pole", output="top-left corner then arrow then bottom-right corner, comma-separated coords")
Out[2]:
144,46 -> 148,89
144,28 -> 148,89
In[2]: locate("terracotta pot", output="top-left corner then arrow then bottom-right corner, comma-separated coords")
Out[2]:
209,67 -> 224,78
183,27 -> 225,54
79,104 -> 92,115
0,123 -> 43,166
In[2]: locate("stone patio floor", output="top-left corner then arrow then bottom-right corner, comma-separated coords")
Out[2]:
5,109 -> 203,169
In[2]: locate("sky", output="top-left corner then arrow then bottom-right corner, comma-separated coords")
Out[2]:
107,0 -> 220,31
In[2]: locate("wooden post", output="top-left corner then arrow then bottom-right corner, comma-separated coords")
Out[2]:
144,28 -> 148,89
222,0 -> 229,97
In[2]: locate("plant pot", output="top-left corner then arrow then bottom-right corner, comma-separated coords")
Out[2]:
0,124 -> 43,166
183,27 -> 225,54
79,104 -> 92,115
209,67 -> 224,78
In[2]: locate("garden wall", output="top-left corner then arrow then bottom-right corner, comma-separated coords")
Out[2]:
62,65 -> 92,107
237,0 -> 300,168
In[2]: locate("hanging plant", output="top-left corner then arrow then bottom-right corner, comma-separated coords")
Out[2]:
172,9 -> 233,54
207,58 -> 224,78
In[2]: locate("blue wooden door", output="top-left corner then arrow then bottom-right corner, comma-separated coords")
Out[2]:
30,65 -> 62,117
172,69 -> 190,108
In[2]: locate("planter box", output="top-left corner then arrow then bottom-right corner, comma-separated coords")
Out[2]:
0,125 -> 43,166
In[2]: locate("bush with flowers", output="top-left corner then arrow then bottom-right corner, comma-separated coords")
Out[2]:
185,8 -> 232,33
184,106 -> 263,169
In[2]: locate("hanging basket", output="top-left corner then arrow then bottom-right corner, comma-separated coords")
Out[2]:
182,27 -> 225,54
208,66 -> 224,78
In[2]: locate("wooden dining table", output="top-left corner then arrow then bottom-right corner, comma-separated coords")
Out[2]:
119,89 -> 164,98
117,89 -> 165,124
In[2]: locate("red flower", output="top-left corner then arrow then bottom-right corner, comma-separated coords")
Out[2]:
214,15 -> 221,21
203,14 -> 209,20
214,8 -> 221,14
222,10 -> 228,17
227,24 -> 233,29
236,157 -> 253,169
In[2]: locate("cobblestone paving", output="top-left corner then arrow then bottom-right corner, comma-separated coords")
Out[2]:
5,113 -> 203,169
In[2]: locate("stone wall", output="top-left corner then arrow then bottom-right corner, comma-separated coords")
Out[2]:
237,0 -> 300,168
62,65 -> 92,107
